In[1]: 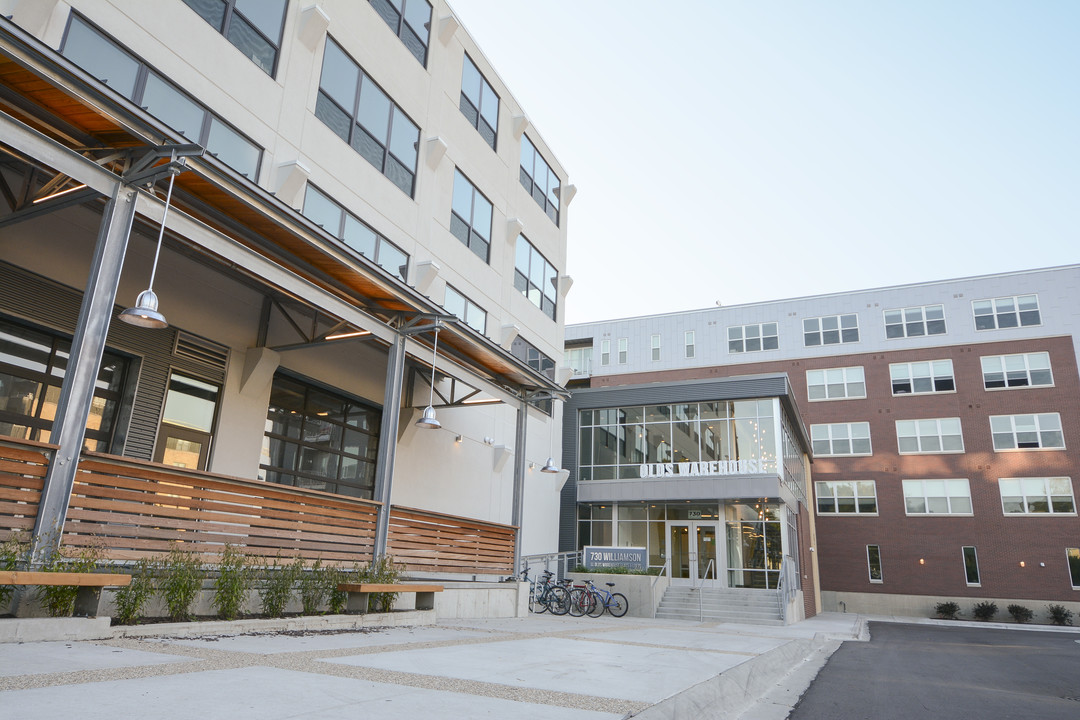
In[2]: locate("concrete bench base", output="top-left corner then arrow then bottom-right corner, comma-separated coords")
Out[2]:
336,583 -> 444,613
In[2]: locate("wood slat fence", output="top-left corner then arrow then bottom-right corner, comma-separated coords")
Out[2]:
388,506 -> 515,575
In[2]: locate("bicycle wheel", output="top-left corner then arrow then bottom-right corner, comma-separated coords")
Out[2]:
568,587 -> 588,617
548,586 -> 571,615
532,585 -> 547,614
585,590 -> 605,618
607,592 -> 628,617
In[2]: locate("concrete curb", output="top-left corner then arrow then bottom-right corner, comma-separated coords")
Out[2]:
1,610 -> 436,643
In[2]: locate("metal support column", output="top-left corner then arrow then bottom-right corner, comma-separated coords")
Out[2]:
511,393 -> 529,576
31,183 -> 138,563
372,329 -> 408,557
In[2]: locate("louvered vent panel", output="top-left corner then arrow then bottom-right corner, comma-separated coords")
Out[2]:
173,331 -> 229,373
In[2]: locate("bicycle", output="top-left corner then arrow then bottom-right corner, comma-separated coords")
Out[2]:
581,579 -> 628,618
529,570 -> 570,615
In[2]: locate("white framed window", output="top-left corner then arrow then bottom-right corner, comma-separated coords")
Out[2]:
973,294 -> 1041,330
990,413 -> 1064,451
600,340 -> 610,366
963,546 -> 980,586
999,477 -> 1075,515
807,367 -> 866,401
902,479 -> 973,515
890,360 -> 955,395
729,323 -> 778,353
650,334 -> 661,362
896,418 -> 964,454
803,314 -> 859,347
617,338 -> 628,364
981,352 -> 1053,390
443,285 -> 486,335
884,304 -> 946,339
684,331 -> 695,358
810,422 -> 872,456
815,480 -> 877,515
566,347 -> 592,377
867,545 -> 883,583
1067,548 -> 1080,589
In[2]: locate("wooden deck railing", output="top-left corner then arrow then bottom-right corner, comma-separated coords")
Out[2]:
0,439 -> 517,576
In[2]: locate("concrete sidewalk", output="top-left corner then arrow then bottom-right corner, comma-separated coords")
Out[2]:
0,612 -> 863,719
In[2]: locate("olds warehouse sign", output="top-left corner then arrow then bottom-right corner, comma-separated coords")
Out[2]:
638,459 -> 768,478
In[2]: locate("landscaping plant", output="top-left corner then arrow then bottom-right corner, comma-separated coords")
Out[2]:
213,543 -> 253,620
112,557 -> 156,625
160,544 -> 204,621
972,601 -> 998,622
0,532 -> 29,609
299,557 -> 334,615
36,543 -> 103,617
260,554 -> 301,618
1007,604 -> 1034,624
1046,604 -> 1073,626
365,554 -> 402,613
934,601 -> 961,620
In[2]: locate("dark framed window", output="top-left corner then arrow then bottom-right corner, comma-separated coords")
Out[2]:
443,285 -> 486,335
315,37 -> 420,196
460,54 -> 498,149
302,185 -> 409,281
963,546 -> 980,586
370,0 -> 431,66
260,374 -> 381,498
519,135 -> 559,225
450,169 -> 492,262
181,0 -> 287,76
510,337 -> 554,414
0,317 -> 129,453
514,235 -> 557,320
61,13 -> 262,179
867,545 -> 883,583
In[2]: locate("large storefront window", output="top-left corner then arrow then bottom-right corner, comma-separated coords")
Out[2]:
0,318 -> 128,452
726,503 -> 783,589
578,399 -> 777,481
260,374 -> 380,498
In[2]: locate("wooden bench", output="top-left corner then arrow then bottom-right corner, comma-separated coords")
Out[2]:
336,583 -> 444,613
0,571 -> 132,616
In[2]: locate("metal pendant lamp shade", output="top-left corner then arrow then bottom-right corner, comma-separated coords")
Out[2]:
119,164 -> 178,330
541,399 -> 560,472
541,457 -> 559,473
415,326 -> 441,429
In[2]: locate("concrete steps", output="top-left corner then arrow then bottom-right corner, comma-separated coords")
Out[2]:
655,587 -> 784,625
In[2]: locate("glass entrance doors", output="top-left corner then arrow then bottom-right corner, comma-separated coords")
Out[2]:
667,521 -> 719,587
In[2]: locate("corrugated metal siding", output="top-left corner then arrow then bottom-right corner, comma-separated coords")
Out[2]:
0,262 -> 228,460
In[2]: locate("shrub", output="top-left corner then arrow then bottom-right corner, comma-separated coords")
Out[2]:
260,555 -> 301,618
160,544 -> 203,622
213,544 -> 253,620
326,564 -> 356,615
934,601 -> 961,620
113,557 -> 156,625
972,601 -> 998,622
299,558 -> 336,615
1046,604 -> 1073,626
365,554 -> 402,613
36,543 -> 103,617
0,533 -> 30,609
1007,604 -> 1034,624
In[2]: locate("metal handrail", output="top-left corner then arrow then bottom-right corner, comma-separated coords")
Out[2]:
698,558 -> 715,621
650,559 -> 670,618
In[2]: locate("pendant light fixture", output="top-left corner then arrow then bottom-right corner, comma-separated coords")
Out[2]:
119,160 -> 179,329
415,325 -> 441,429
541,397 -> 559,473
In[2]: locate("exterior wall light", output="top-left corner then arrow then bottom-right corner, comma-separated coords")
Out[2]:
119,162 -> 180,329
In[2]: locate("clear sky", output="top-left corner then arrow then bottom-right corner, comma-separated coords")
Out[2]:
448,1 -> 1080,325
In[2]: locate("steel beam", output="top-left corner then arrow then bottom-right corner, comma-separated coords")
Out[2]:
371,329 -> 408,557
511,393 -> 529,576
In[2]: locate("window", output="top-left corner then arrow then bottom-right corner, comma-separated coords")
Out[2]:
884,304 -> 946,339
370,0 -> 431,66
519,135 -> 559,224
261,374 -> 381,498
1067,548 -> 1080,589
651,335 -> 661,362
896,418 -> 964,454
617,338 -> 628,365
62,14 -> 262,179
815,481 -> 877,515
460,54 -> 498,149
154,373 -> 220,471
450,169 -> 493,262
315,38 -> 419,196
443,285 -> 486,335
999,477 -> 1075,515
511,337 -> 555,413
182,0 -> 286,76
807,367 -> 865,401
990,413 -> 1064,450
803,314 -> 859,346
810,422 -> 871,456
514,236 -> 557,320
302,185 -> 408,281
566,347 -> 592,377
902,479 -> 973,515
684,331 -> 695,359
0,317 -> 128,453
973,294 -> 1041,330
600,340 -> 610,366
981,352 -> 1053,390
729,323 -> 778,353
867,545 -> 883,583
890,360 -> 955,395
963,547 -> 980,586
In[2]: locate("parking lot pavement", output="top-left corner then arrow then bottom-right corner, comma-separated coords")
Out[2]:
789,622 -> 1080,720
0,613 -> 863,719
